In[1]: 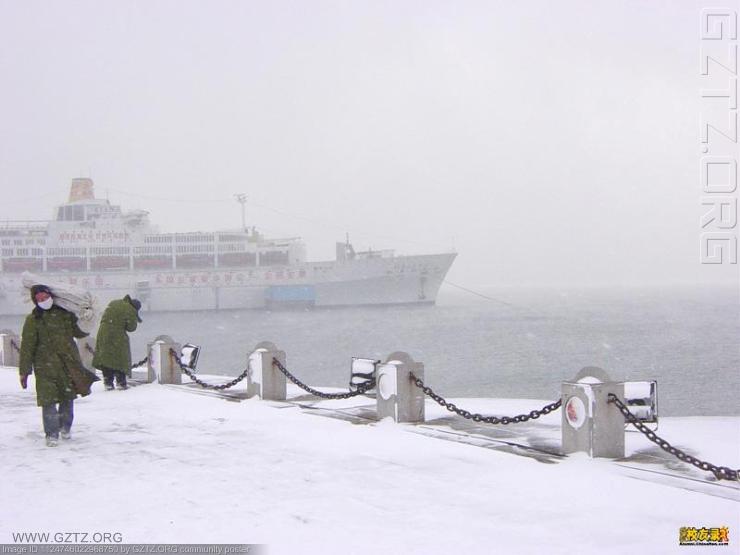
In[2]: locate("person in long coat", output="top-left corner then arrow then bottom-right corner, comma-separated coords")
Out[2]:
19,284 -> 94,447
93,295 -> 142,390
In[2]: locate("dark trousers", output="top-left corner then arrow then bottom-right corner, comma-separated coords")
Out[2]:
42,400 -> 74,439
102,369 -> 127,388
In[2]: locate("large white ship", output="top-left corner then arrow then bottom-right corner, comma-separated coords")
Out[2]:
0,178 -> 456,315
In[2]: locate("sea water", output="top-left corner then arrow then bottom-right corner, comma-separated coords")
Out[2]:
2,284 -> 737,416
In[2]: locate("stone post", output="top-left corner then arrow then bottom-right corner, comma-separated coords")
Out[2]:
376,351 -> 425,423
561,366 -> 625,458
0,330 -> 20,367
147,335 -> 182,385
246,341 -> 286,400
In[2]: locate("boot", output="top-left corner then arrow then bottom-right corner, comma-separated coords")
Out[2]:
116,371 -> 128,390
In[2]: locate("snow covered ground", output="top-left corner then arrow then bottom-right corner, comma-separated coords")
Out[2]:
1,367 -> 738,554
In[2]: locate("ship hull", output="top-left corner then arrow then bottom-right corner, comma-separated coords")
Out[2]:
0,253 -> 456,316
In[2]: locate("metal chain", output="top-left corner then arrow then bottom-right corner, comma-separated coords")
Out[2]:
10,339 -> 20,353
410,373 -> 562,424
83,343 -> 147,370
130,356 -> 149,369
608,393 -> 739,481
169,348 -> 250,390
273,357 -> 375,399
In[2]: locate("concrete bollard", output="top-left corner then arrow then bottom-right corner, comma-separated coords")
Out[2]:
246,341 -> 286,400
147,335 -> 182,385
376,351 -> 425,423
561,367 -> 625,458
0,330 -> 20,367
76,335 -> 96,371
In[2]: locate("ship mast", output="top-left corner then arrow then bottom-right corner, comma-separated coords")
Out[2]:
234,193 -> 247,233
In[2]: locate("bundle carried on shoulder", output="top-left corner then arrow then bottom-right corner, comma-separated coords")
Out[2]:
21,271 -> 100,330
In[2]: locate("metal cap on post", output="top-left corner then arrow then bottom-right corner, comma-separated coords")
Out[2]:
246,341 -> 286,400
0,329 -> 20,367
561,367 -> 625,458
376,351 -> 425,423
147,335 -> 182,385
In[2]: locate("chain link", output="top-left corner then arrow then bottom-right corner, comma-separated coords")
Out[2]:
83,343 -> 147,371
272,357 -> 375,399
169,348 -> 250,390
10,339 -> 20,353
410,373 -> 561,424
608,393 -> 739,481
130,356 -> 149,369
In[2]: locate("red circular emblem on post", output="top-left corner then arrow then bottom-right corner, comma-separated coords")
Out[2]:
565,396 -> 586,429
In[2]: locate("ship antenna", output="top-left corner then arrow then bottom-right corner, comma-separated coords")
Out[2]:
234,193 -> 247,233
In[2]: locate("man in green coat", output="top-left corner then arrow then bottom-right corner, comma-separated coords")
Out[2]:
93,295 -> 142,390
19,284 -> 95,447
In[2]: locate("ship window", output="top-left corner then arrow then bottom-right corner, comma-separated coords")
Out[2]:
60,205 -> 85,221
2,248 -> 12,256
16,248 -> 29,256
47,247 -> 86,256
176,244 -> 215,254
31,248 -> 43,256
175,233 -> 214,243
217,243 -> 247,252
145,235 -> 173,244
218,234 -> 247,242
260,250 -> 289,266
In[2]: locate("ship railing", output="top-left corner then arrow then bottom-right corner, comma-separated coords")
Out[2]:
0,220 -> 51,234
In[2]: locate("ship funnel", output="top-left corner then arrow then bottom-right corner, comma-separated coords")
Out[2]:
69,178 -> 95,202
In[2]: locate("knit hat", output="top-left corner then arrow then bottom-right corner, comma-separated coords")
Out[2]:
125,295 -> 143,322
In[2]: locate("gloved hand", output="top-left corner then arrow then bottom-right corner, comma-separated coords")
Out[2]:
20,374 -> 28,389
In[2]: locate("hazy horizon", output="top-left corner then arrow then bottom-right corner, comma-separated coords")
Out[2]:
1,0 -> 738,288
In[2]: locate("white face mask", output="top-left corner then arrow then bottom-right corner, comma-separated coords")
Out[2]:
37,298 -> 53,310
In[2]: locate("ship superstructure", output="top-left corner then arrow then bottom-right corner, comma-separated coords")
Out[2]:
0,179 -> 456,314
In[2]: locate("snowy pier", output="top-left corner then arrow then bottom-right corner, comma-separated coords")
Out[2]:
2,336 -> 739,554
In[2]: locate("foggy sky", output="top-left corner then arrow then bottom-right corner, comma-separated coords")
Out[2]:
1,0 -> 737,287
